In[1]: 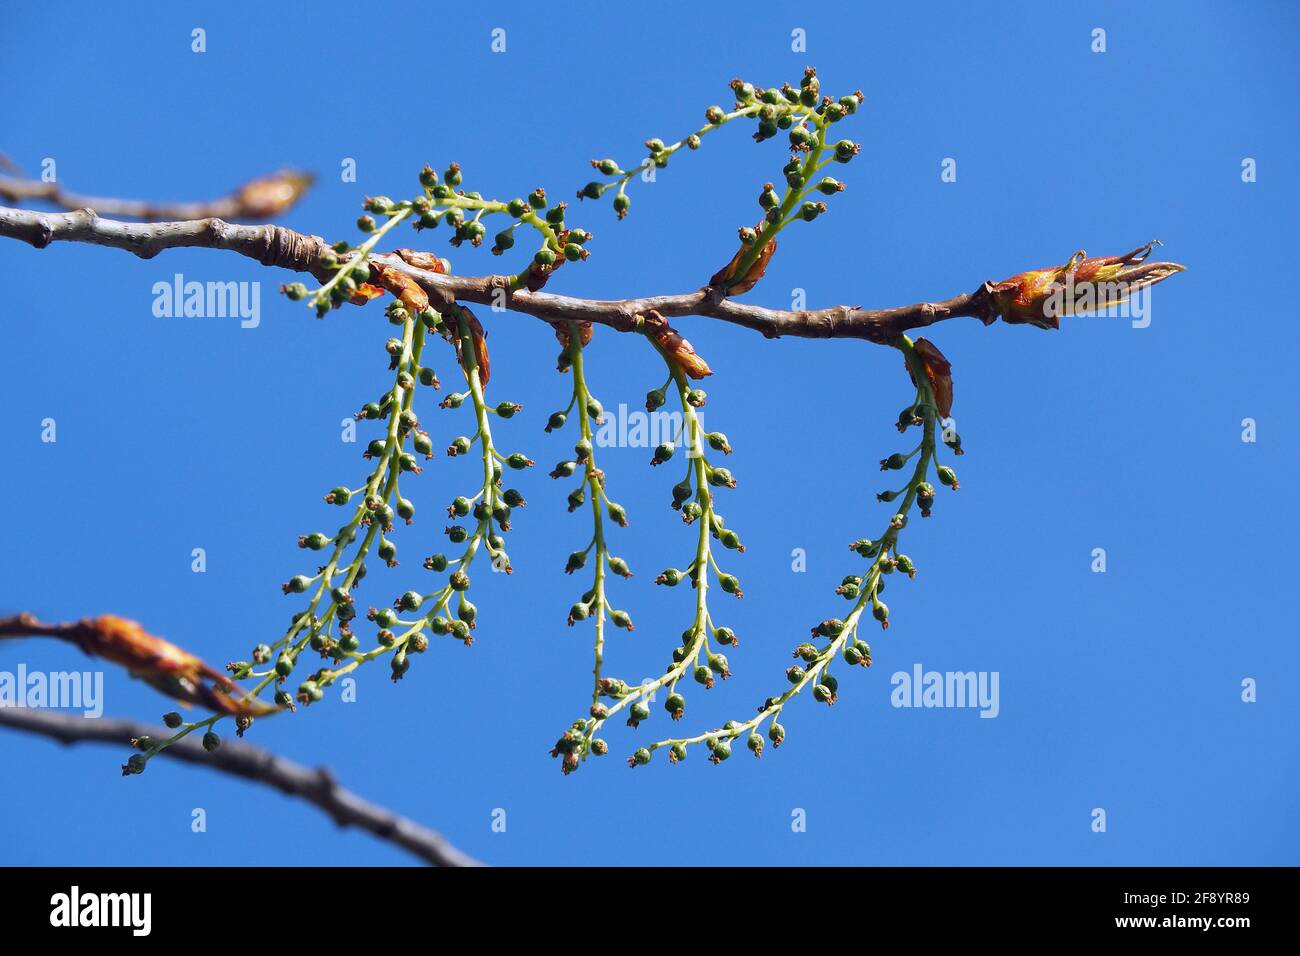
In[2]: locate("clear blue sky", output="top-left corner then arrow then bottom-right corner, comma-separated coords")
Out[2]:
1,1 -> 1295,866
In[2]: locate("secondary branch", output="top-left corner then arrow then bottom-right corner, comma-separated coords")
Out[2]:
0,706 -> 481,867
0,204 -> 1001,343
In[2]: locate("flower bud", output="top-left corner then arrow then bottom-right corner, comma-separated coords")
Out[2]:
202,731 -> 222,752
627,702 -> 651,727
873,600 -> 890,629
123,753 -> 148,775
665,693 -> 685,719
606,501 -> 628,526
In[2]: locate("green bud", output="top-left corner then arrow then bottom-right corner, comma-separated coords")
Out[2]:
747,731 -> 764,756
391,648 -> 410,679
397,590 -> 423,611
799,200 -> 827,221
768,722 -> 786,746
124,753 -> 148,775
628,702 -> 651,727
708,467 -> 736,488
873,601 -> 890,627
709,738 -> 732,763
665,693 -> 685,719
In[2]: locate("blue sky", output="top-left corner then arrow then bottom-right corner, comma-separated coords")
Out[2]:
0,1 -> 1296,866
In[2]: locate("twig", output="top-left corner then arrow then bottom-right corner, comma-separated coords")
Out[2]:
0,170 -> 314,221
0,204 -> 1000,343
0,706 -> 481,867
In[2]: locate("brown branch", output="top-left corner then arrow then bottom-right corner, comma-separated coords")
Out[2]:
0,204 -> 1001,343
0,170 -> 314,221
0,706 -> 482,867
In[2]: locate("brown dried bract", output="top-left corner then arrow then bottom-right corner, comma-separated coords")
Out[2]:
908,338 -> 954,419
394,249 -> 450,274
641,310 -> 712,379
710,234 -> 777,295
553,320 -> 593,352
70,615 -> 276,717
232,170 -> 315,219
990,241 -> 1184,330
451,306 -> 491,386
371,262 -> 430,316
349,282 -> 386,305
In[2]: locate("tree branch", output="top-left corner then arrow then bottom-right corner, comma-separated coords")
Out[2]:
0,170 -> 314,221
0,204 -> 1001,343
0,706 -> 481,867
